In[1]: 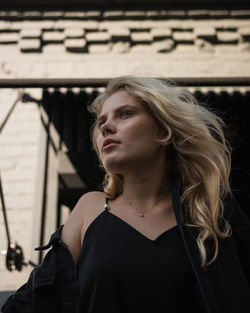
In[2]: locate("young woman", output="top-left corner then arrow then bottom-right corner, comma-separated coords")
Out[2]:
2,76 -> 250,313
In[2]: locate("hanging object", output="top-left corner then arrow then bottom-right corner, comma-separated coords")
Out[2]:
0,174 -> 26,271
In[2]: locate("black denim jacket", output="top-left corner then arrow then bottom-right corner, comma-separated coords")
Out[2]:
1,225 -> 77,313
1,179 -> 250,313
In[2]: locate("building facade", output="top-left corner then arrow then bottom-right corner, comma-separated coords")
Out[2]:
0,0 -> 250,294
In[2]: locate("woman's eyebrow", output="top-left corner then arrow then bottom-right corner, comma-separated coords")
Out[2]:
97,104 -> 137,123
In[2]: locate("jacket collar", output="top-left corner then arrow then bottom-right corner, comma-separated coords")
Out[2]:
35,225 -> 64,251
171,173 -> 183,230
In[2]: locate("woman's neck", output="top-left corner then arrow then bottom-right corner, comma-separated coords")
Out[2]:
121,163 -> 170,207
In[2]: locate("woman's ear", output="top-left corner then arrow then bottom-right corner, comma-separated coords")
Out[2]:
155,124 -> 167,140
155,123 -> 173,146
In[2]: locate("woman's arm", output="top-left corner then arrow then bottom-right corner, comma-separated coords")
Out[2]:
61,191 -> 104,264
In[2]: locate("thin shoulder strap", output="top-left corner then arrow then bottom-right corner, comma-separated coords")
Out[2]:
104,197 -> 109,211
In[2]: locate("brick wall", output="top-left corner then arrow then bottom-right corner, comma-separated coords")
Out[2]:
0,90 -> 42,291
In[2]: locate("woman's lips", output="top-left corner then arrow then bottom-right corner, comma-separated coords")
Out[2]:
103,143 -> 120,151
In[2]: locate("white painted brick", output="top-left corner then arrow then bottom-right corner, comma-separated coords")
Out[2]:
167,10 -> 186,18
124,11 -> 145,18
0,92 -> 19,128
20,29 -> 41,38
43,31 -> 64,42
230,10 -> 250,17
8,110 -> 39,121
239,43 -> 250,52
88,44 -> 111,53
10,21 -> 55,30
3,10 -> 21,18
17,157 -> 38,169
174,44 -> 198,54
153,39 -> 175,52
214,45 -> 240,54
209,10 -> 229,17
0,134 -> 20,145
217,31 -> 239,43
0,145 -> 38,157
1,121 -> 39,134
141,21 -> 175,29
0,133 -> 38,145
173,31 -> 195,42
1,181 -> 34,195
42,44 -> 66,54
145,11 -> 161,18
85,11 -> 101,18
130,44 -> 155,53
55,20 -> 98,30
42,11 -> 64,18
65,39 -> 86,51
187,10 -> 209,18
0,159 -> 15,170
64,12 -> 86,18
0,21 -> 10,30
0,33 -> 19,43
19,39 -> 41,52
64,28 -> 85,38
100,20 -> 141,30
194,27 -> 216,37
111,42 -> 130,53
103,10 -> 124,18
0,209 -> 32,226
15,102 -> 38,111
0,146 -> 22,157
22,11 -> 42,18
108,28 -> 130,40
4,194 -> 33,210
131,32 -> 153,42
0,268 -> 33,291
195,39 -> 214,53
239,28 -> 250,36
85,31 -> 110,42
2,168 -> 36,182
151,28 -> 172,39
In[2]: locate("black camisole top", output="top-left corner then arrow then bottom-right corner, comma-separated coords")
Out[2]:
76,198 -> 203,313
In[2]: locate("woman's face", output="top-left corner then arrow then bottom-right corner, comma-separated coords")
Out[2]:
96,89 -> 162,174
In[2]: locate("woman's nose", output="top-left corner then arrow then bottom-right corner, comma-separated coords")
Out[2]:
100,119 -> 115,136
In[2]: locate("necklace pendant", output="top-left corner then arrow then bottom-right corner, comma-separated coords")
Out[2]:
140,212 -> 144,217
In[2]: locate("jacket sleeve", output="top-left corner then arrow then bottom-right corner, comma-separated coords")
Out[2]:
226,193 -> 250,285
1,225 -> 77,313
1,270 -> 34,313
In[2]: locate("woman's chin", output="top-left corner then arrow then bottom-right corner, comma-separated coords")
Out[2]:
103,157 -> 126,174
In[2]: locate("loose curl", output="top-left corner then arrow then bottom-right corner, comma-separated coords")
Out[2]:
88,75 -> 232,269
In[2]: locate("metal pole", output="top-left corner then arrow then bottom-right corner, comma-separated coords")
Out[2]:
0,77 -> 250,88
0,174 -> 11,245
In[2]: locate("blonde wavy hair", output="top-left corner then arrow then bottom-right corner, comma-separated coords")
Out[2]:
88,75 -> 232,269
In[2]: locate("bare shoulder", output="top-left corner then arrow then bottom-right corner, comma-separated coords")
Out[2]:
77,191 -> 106,207
75,191 -> 106,218
61,191 -> 106,264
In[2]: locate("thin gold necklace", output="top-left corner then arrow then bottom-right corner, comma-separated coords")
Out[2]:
122,187 -> 169,218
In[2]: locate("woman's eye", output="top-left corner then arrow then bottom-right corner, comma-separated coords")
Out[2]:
120,111 -> 132,118
97,111 -> 133,129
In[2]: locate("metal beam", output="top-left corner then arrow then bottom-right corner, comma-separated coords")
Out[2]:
0,77 -> 250,88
